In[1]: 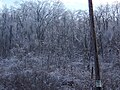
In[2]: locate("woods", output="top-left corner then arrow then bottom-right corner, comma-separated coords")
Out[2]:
0,0 -> 120,90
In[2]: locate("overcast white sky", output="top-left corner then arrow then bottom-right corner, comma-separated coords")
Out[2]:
60,0 -> 119,10
0,0 -> 119,10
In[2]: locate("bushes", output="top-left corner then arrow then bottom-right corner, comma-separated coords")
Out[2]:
0,70 -> 57,90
